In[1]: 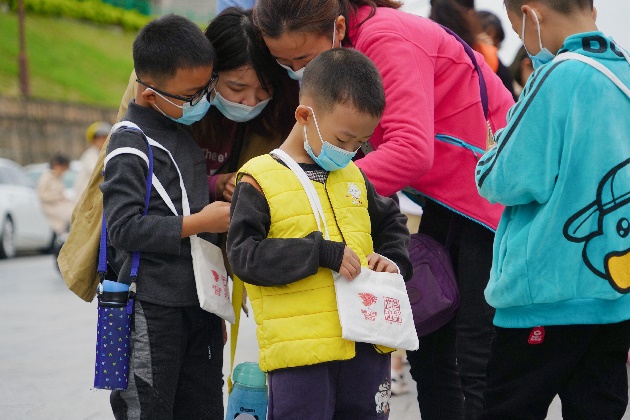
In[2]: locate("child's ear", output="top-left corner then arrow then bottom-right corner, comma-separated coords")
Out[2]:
295,105 -> 311,127
140,87 -> 157,104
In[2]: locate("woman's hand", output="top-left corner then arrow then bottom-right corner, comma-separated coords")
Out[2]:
215,172 -> 237,202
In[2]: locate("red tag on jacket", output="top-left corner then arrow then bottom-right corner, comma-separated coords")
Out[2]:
528,326 -> 545,345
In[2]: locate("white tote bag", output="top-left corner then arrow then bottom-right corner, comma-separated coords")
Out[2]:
332,269 -> 418,350
108,122 -> 235,324
270,149 -> 418,350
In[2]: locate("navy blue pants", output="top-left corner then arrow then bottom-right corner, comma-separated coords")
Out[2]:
110,301 -> 224,420
406,199 -> 496,420
267,343 -> 392,420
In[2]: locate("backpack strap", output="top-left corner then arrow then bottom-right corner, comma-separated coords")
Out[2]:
439,24 -> 489,120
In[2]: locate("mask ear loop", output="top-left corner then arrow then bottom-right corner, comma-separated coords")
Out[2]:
530,10 -> 545,51
306,106 -> 326,145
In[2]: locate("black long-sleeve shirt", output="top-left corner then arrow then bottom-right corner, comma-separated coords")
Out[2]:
101,101 -> 216,306
227,161 -> 412,287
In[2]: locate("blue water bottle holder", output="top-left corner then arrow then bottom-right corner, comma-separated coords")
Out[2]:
93,124 -> 153,391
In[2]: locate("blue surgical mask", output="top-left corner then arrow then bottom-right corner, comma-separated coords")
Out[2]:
522,11 -> 555,70
212,89 -> 271,122
277,62 -> 305,81
277,22 -> 338,82
303,106 -> 357,171
151,89 -> 211,125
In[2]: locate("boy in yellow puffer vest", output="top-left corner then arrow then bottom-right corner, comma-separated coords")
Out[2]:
227,48 -> 412,419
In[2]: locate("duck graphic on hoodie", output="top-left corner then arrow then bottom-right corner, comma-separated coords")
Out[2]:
564,158 -> 630,293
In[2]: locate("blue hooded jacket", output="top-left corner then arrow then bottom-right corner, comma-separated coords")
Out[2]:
475,32 -> 630,328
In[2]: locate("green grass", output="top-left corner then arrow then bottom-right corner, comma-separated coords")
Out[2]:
0,10 -> 136,108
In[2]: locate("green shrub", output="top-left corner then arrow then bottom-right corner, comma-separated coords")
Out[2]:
1,0 -> 152,31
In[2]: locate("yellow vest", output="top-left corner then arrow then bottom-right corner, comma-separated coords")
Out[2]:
237,154 -> 391,372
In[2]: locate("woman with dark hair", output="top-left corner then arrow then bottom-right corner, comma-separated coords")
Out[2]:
252,1 -> 514,419
195,7 -> 299,202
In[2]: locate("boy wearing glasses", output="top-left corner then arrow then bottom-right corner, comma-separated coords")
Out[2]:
101,14 -> 230,419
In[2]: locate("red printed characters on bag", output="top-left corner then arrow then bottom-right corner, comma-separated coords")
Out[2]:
528,326 -> 545,344
359,292 -> 378,306
359,292 -> 378,321
212,270 -> 220,282
384,297 -> 402,324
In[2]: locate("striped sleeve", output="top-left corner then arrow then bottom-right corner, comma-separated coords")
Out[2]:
475,61 -> 578,206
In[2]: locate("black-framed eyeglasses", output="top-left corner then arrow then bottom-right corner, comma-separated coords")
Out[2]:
137,73 -> 219,106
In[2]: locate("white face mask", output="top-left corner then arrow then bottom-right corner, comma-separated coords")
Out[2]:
211,89 -> 272,122
277,22 -> 338,81
521,10 -> 555,70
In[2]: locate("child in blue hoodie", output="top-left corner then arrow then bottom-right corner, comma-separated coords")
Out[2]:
475,0 -> 630,417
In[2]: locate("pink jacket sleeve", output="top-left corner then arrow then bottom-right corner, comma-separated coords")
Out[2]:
354,31 -> 436,197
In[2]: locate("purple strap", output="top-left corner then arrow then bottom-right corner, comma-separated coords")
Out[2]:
439,24 -> 489,120
98,127 -> 154,283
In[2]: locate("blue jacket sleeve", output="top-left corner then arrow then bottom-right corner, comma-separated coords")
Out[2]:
475,62 -> 581,206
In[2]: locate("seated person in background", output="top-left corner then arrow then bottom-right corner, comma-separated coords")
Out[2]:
37,154 -> 74,236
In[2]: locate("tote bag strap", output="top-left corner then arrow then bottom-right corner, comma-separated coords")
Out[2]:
270,149 -> 330,240
553,51 -> 630,98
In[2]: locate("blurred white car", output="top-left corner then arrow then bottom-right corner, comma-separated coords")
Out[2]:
0,158 -> 55,258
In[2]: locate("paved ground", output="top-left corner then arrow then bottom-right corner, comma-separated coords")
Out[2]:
0,254 -> 628,419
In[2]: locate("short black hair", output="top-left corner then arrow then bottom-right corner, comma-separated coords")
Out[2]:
49,153 -> 70,168
133,14 -> 215,85
504,0 -> 593,14
300,48 -> 385,118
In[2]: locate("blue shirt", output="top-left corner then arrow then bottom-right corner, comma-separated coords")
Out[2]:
476,32 -> 630,327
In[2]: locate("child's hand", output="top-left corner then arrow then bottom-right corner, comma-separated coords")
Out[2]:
198,201 -> 231,233
339,246 -> 361,281
367,253 -> 399,274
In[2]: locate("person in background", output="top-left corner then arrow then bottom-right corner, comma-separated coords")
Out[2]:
476,0 -> 630,417
252,1 -> 514,419
37,154 -> 74,236
73,121 -> 111,200
477,10 -> 505,49
216,0 -> 254,14
430,0 -> 517,100
509,46 -> 535,97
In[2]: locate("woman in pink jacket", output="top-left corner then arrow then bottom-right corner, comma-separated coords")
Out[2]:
253,1 -> 514,419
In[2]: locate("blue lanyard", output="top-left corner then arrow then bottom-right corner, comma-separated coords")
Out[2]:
98,127 -> 154,283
